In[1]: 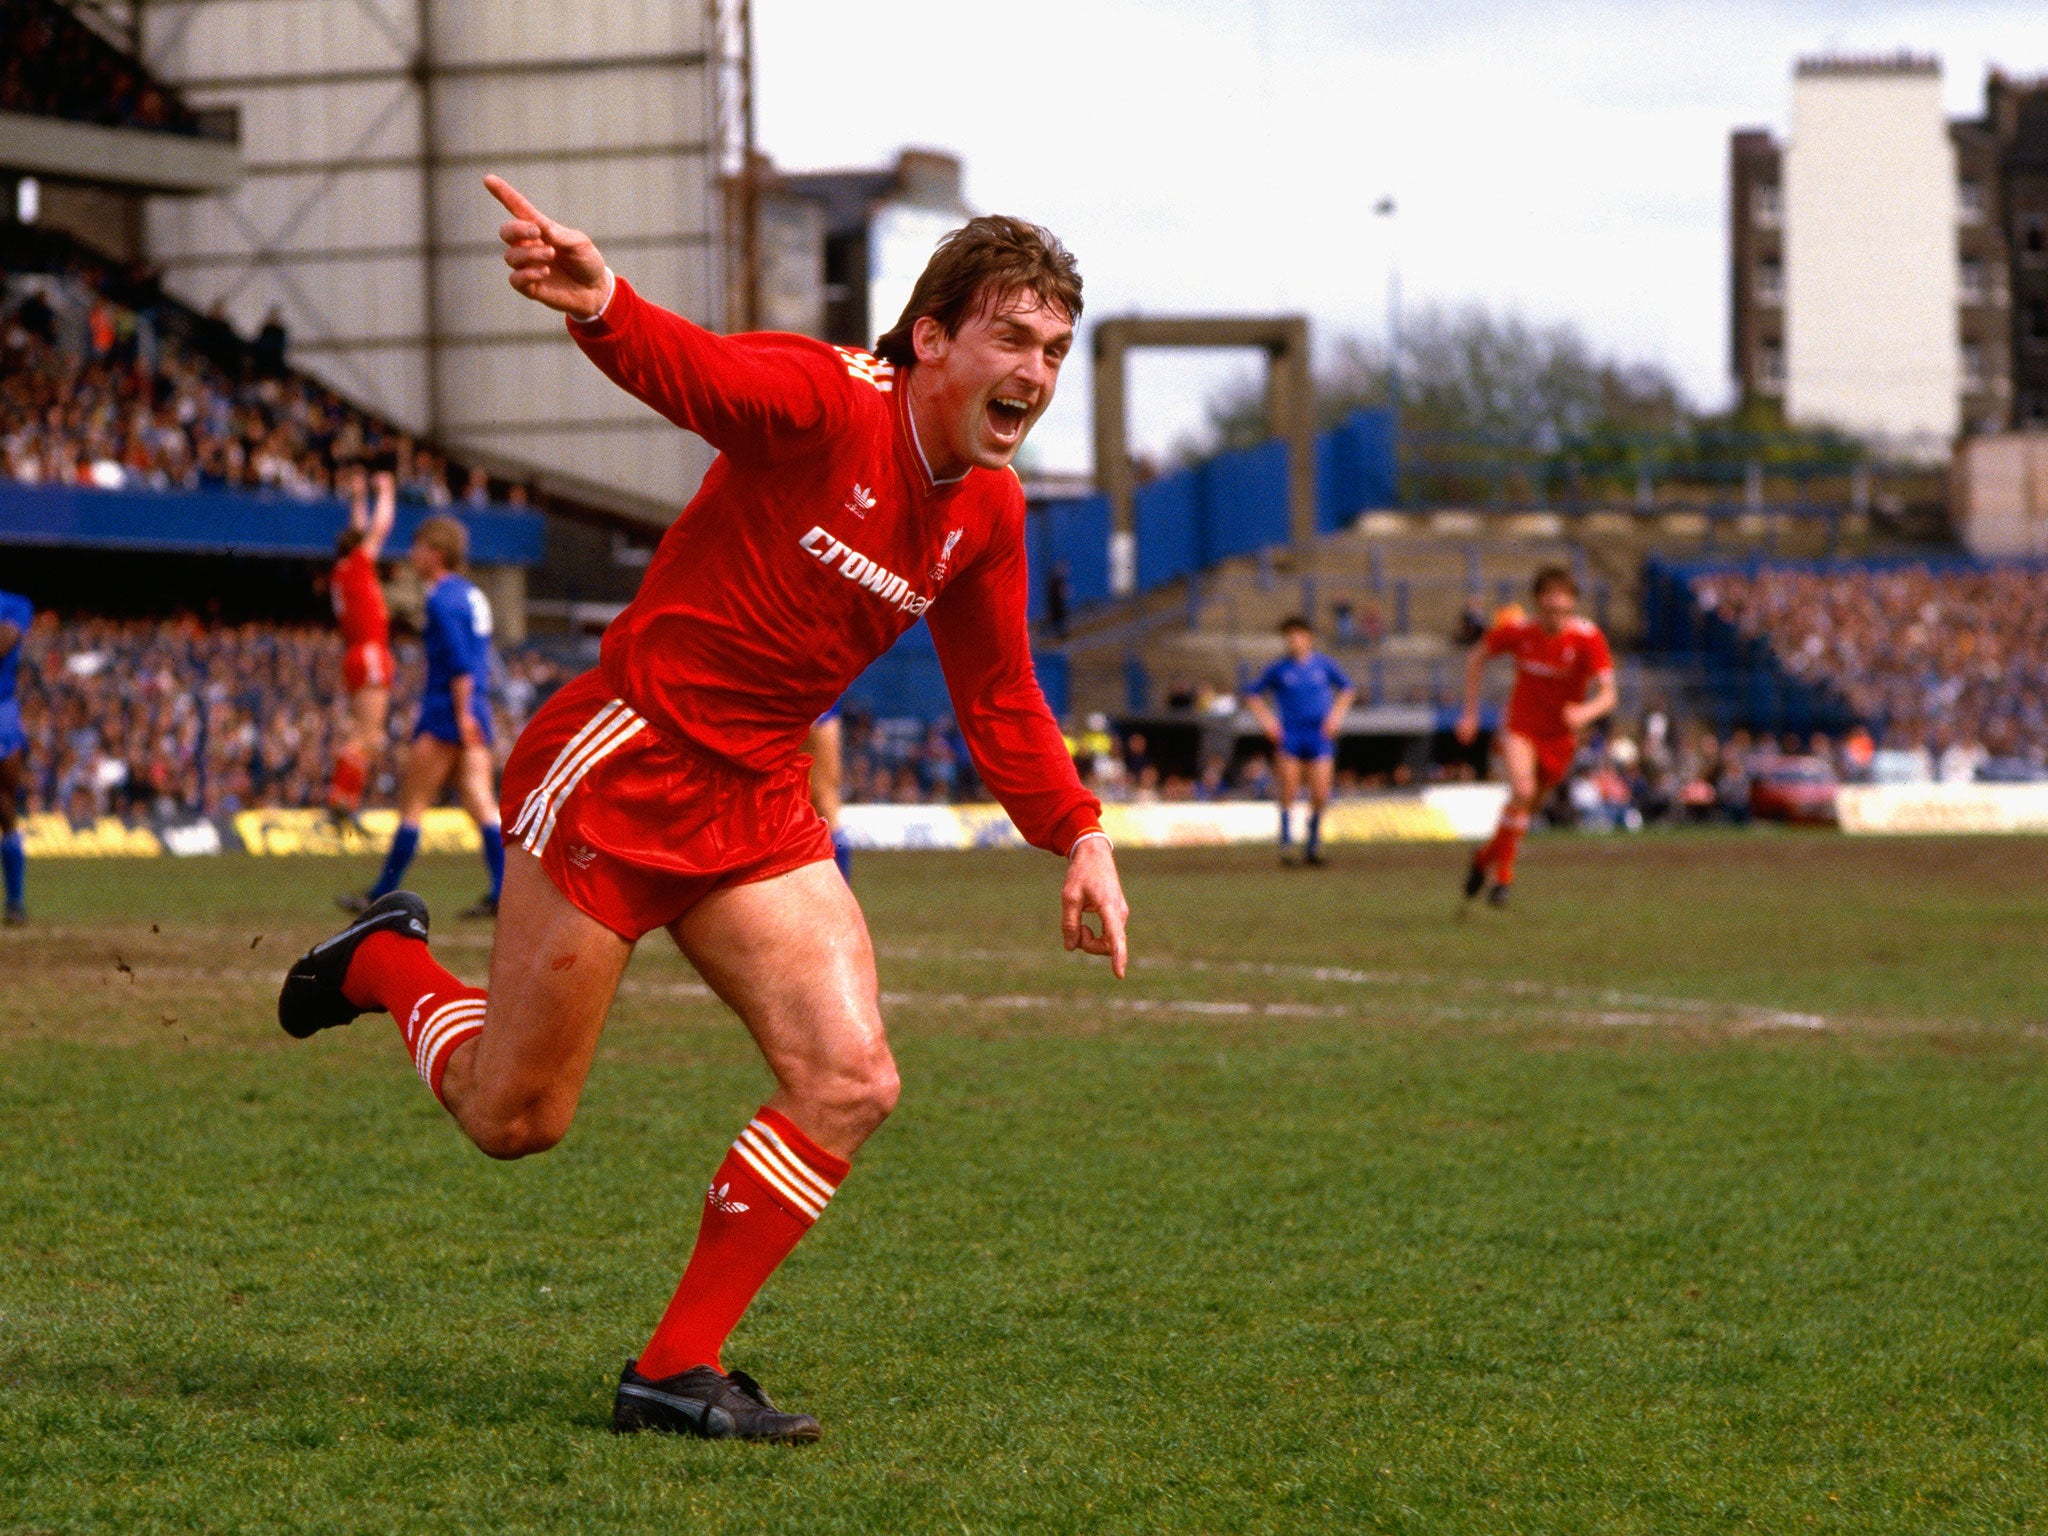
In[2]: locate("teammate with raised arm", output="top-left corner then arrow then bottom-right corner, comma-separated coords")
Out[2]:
0,587 -> 32,925
340,514 -> 505,919
326,465 -> 397,827
281,176 -> 1129,1443
1456,565 -> 1617,906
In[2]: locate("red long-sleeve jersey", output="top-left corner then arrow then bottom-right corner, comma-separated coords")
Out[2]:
332,547 -> 389,649
568,277 -> 1101,856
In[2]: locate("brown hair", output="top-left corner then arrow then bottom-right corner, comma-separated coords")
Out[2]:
1278,615 -> 1313,634
413,513 -> 468,574
1531,564 -> 1578,599
873,215 -> 1082,367
335,524 -> 365,559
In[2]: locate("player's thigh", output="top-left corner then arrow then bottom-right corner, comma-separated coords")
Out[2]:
1499,732 -> 1541,804
467,845 -> 633,1124
397,734 -> 455,816
350,685 -> 389,742
1308,754 -> 1336,801
667,861 -> 892,1120
0,752 -> 20,832
1274,753 -> 1302,799
455,743 -> 497,823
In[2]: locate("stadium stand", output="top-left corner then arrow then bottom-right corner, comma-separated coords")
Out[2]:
1,223 -> 522,503
1646,557 -> 2048,781
0,0 -> 203,136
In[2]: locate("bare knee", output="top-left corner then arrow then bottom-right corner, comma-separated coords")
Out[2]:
464,1088 -> 574,1161
790,1046 -> 900,1144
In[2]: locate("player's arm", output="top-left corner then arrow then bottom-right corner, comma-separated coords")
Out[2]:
1563,669 -> 1618,734
1244,689 -> 1281,742
1324,686 -> 1356,740
1455,641 -> 1491,745
926,511 -> 1128,977
0,621 -> 20,658
361,469 -> 397,561
487,175 -> 839,459
343,464 -> 369,532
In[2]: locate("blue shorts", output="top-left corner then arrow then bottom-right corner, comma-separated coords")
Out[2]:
0,699 -> 22,760
1279,728 -> 1333,762
415,690 -> 495,747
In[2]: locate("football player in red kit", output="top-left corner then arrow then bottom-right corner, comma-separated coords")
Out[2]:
1455,565 -> 1617,905
280,176 -> 1129,1443
327,465 -> 397,823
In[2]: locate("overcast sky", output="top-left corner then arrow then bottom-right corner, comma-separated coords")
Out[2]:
755,0 -> 2048,474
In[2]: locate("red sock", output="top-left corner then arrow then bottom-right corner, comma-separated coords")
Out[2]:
342,931 -> 486,1107
636,1107 -> 851,1379
328,746 -> 367,811
1490,808 -> 1530,885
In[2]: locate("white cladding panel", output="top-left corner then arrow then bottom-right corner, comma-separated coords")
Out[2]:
1783,70 -> 1959,455
142,0 -> 725,519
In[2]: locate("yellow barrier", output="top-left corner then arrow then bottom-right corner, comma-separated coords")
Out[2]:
19,814 -> 164,858
232,807 -> 483,856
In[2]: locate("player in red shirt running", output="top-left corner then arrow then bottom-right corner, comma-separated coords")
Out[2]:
279,176 -> 1130,1442
1454,565 -> 1617,906
327,465 -> 397,823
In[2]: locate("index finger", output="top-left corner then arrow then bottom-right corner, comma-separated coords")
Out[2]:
483,174 -> 542,224
1103,902 -> 1128,980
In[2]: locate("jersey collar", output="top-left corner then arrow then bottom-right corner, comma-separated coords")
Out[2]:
897,376 -> 969,496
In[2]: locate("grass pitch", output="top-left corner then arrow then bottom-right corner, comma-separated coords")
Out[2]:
3,834 -> 2046,1533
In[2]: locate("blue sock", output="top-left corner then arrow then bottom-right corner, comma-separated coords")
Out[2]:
481,823 -> 505,901
1,830 -> 22,907
831,827 -> 852,882
369,822 -> 420,899
1307,809 -> 1323,856
1278,806 -> 1292,846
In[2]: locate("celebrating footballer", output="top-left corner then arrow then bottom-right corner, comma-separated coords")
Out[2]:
279,174 -> 1130,1443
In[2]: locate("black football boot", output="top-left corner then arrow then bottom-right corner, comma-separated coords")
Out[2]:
277,891 -> 430,1039
611,1360 -> 821,1443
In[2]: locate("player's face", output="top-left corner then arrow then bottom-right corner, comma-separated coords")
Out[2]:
409,542 -> 443,581
1284,627 -> 1313,660
1535,584 -> 1577,631
914,290 -> 1072,472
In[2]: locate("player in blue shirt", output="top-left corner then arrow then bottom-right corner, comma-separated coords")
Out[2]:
344,514 -> 505,919
1246,615 -> 1355,866
0,588 -> 31,924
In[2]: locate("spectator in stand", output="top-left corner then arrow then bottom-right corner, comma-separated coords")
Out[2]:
0,1 -> 203,136
11,613 -> 572,824
1693,564 -> 2048,777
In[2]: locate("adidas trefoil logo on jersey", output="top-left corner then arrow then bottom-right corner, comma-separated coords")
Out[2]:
707,1181 -> 750,1214
566,842 -> 598,869
844,483 -> 877,518
929,527 -> 964,582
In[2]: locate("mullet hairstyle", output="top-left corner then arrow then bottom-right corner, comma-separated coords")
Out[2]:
414,513 -> 469,574
872,214 -> 1083,368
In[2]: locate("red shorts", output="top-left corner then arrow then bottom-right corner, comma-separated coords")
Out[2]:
342,641 -> 394,692
500,669 -> 834,940
1507,728 -> 1577,789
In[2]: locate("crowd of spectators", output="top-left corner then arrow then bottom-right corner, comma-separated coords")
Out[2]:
2,232 -> 530,506
0,1 -> 203,136
12,614 -> 572,823
1692,564 -> 2048,780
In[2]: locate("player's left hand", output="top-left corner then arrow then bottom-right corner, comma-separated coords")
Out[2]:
1562,702 -> 1593,733
1062,837 -> 1129,979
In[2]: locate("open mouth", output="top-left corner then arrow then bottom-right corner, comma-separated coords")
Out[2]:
987,396 -> 1030,439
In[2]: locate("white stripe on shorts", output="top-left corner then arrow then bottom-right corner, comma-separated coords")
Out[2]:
512,698 -> 647,856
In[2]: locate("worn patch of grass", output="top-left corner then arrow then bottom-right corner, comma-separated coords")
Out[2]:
3,836 -> 2046,1533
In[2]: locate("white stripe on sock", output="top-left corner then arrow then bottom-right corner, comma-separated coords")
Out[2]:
742,1119 -> 837,1203
731,1137 -> 826,1221
411,999 -> 486,1080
